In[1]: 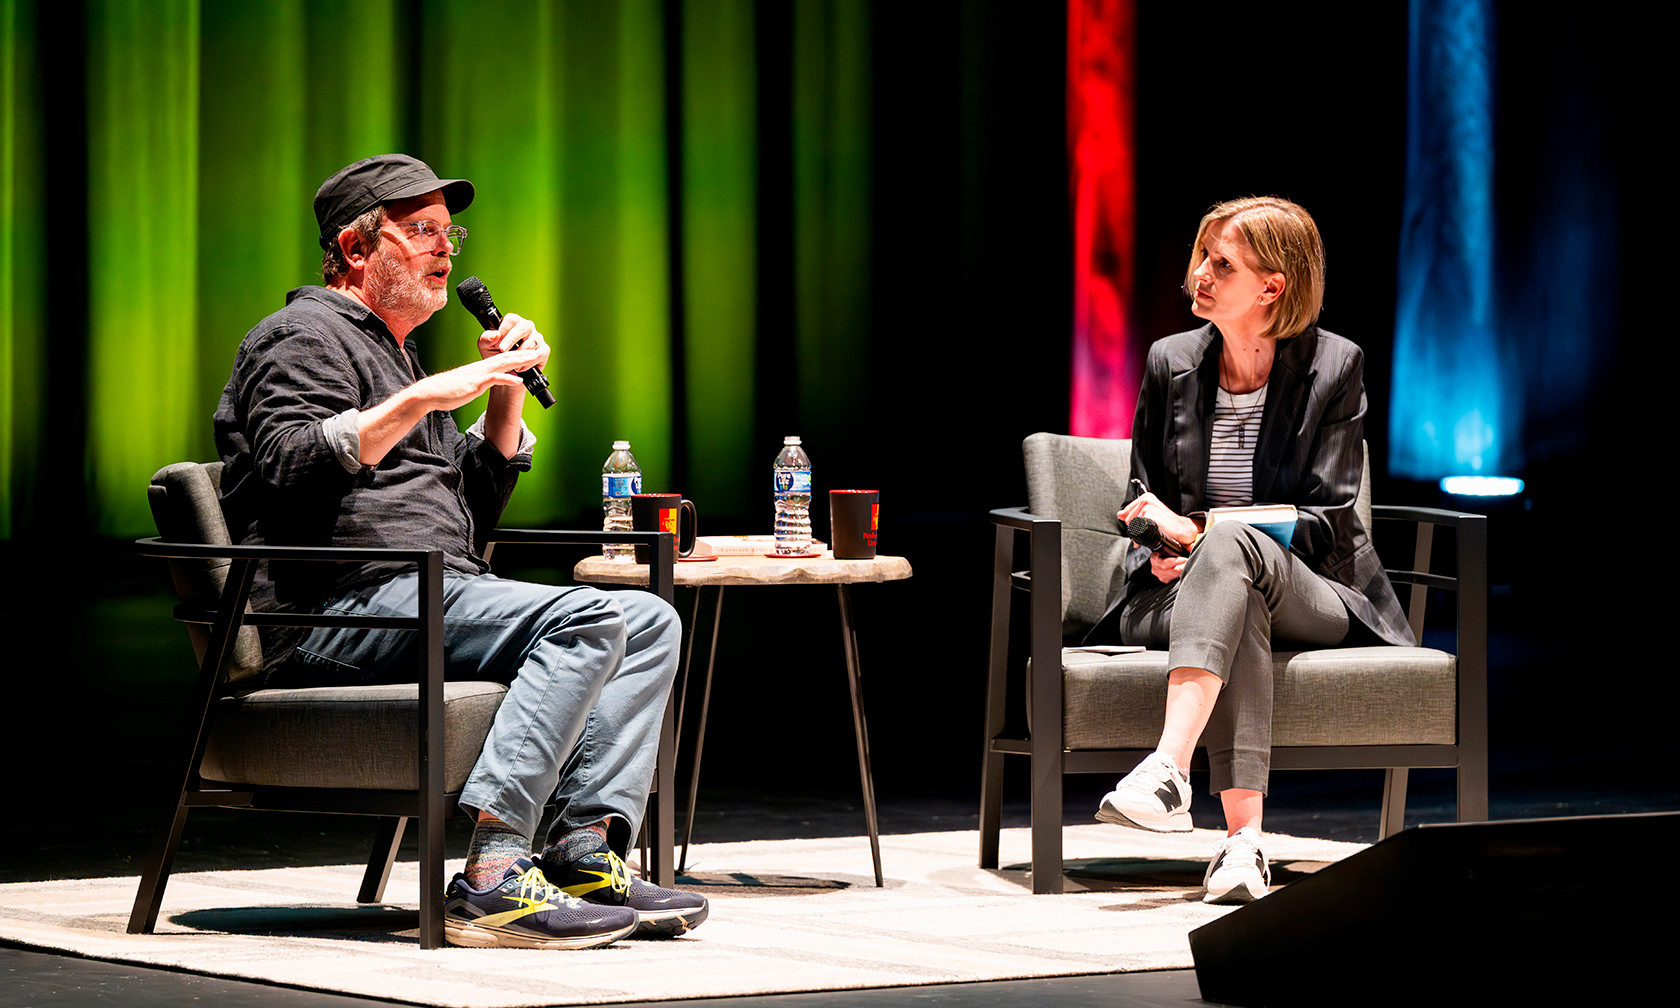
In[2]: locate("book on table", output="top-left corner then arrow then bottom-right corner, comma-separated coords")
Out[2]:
691,534 -> 829,556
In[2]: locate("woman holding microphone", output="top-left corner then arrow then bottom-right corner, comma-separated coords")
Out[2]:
1092,196 -> 1413,903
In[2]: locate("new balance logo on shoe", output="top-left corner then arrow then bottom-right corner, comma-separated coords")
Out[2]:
1203,828 -> 1270,904
1095,753 -> 1194,833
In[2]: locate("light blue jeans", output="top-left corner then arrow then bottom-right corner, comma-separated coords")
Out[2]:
277,573 -> 680,849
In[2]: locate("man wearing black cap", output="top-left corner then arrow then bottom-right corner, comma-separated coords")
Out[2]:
213,154 -> 706,949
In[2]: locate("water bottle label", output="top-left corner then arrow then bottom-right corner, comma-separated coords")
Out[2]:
774,470 -> 812,494
603,474 -> 641,497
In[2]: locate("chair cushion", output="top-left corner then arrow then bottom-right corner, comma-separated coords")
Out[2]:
1054,647 -> 1458,750
199,681 -> 508,791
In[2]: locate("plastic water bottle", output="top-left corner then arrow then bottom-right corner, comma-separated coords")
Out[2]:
773,436 -> 813,555
601,440 -> 641,561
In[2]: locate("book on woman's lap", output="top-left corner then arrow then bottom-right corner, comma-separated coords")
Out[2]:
1205,504 -> 1297,550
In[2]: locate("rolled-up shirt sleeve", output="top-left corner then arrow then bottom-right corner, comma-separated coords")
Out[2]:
321,407 -> 363,474
230,325 -> 371,492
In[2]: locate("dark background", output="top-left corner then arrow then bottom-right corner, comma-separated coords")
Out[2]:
3,2 -> 1670,876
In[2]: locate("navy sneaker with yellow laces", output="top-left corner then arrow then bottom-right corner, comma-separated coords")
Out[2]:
443,857 -> 636,949
539,838 -> 709,937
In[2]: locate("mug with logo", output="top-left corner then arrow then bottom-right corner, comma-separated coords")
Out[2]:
828,490 -> 878,560
631,493 -> 697,563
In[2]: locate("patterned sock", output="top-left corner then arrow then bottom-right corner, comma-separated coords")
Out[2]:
542,818 -> 610,864
463,815 -> 530,890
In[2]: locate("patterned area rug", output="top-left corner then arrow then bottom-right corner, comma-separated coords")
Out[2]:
0,825 -> 1364,1008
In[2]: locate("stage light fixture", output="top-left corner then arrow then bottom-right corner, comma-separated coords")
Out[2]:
1439,475 -> 1524,496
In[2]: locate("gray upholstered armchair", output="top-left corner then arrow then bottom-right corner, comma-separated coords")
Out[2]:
130,461 -> 676,947
979,434 -> 1488,894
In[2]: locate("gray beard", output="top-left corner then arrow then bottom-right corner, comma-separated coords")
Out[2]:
365,248 -> 447,328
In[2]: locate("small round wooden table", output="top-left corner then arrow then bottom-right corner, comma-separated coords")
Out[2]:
575,551 -> 912,886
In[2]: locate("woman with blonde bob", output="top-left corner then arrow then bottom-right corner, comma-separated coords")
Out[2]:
1091,196 -> 1413,903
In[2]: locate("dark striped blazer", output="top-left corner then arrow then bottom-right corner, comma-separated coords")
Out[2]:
1114,323 -> 1414,648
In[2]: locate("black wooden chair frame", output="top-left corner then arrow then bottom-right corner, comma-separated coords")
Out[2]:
129,528 -> 674,949
978,503 -> 1489,894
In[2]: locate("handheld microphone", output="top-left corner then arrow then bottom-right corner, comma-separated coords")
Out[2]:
455,276 -> 555,409
1125,515 -> 1189,557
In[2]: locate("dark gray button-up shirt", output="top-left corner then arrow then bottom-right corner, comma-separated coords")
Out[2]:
214,286 -> 534,658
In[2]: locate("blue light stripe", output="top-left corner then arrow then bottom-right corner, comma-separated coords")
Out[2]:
1391,0 -> 1508,481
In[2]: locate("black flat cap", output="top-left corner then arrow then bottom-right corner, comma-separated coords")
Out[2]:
313,154 -> 474,249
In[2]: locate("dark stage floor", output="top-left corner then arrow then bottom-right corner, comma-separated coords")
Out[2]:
3,940 -> 1200,1008
6,770 -> 1674,1007
6,553 -> 1675,1005
4,784 -> 1209,1007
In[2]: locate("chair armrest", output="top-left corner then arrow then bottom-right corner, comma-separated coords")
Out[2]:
484,528 -> 676,604
988,505 -> 1064,591
987,504 -> 1062,600
989,505 -> 1054,531
1370,505 -> 1488,774
1370,503 -> 1484,527
133,538 -> 449,810
135,537 -> 441,564
135,537 -> 447,633
1369,506 -> 1488,609
987,505 -> 1066,757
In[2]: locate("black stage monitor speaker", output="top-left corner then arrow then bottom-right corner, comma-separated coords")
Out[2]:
1189,811 -> 1672,1006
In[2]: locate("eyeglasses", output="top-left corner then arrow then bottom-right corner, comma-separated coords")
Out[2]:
387,219 -> 468,255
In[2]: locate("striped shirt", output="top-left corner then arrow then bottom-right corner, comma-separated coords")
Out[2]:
1205,386 -> 1265,509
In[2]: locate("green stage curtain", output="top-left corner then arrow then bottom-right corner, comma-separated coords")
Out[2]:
791,0 -> 870,442
0,0 -> 891,540
86,0 -> 202,536
680,0 -> 757,516
423,0 -> 677,524
2,0 -> 44,537
197,0 -> 403,489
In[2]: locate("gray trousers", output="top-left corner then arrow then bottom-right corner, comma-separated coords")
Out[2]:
1118,521 -> 1349,795
275,573 -> 680,850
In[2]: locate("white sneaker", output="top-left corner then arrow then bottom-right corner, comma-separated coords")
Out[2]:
1203,827 -> 1270,904
1095,752 -> 1192,832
